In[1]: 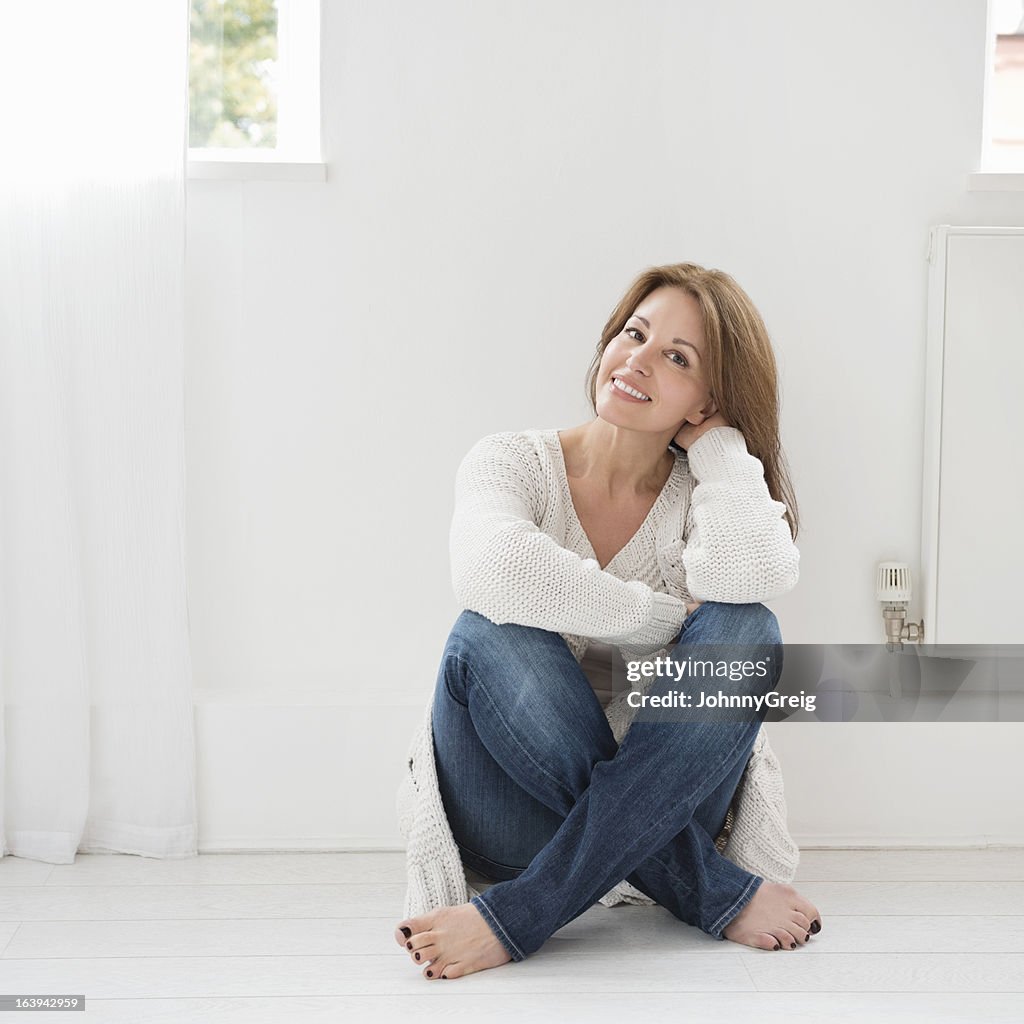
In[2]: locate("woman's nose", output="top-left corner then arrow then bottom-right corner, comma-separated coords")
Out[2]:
626,353 -> 650,374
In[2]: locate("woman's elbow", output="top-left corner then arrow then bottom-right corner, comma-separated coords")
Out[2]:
767,546 -> 800,597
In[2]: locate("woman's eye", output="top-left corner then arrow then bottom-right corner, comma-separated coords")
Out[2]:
624,326 -> 688,367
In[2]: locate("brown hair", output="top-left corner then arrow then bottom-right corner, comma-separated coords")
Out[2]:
585,262 -> 799,540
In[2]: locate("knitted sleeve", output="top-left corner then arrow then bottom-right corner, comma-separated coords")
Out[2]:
449,432 -> 686,648
679,426 -> 800,602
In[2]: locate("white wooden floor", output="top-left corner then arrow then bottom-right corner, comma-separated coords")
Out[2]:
1,849 -> 1023,1023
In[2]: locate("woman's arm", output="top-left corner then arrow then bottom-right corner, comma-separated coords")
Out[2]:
679,426 -> 800,602
449,432 -> 686,648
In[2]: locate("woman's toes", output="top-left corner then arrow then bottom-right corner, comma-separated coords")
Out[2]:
791,910 -> 811,933
757,932 -> 782,951
772,928 -> 800,950
439,962 -> 463,980
410,942 -> 437,965
424,961 -> 448,981
799,902 -> 821,928
394,916 -> 431,948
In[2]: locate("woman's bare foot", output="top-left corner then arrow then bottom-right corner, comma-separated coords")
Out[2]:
722,881 -> 822,951
394,902 -> 512,981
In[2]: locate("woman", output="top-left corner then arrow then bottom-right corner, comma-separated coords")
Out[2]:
394,262 -> 822,981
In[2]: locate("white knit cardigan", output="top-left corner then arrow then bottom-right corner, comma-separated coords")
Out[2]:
397,427 -> 801,919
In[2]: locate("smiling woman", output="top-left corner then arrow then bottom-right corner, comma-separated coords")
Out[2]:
583,263 -> 799,542
395,262 -> 816,983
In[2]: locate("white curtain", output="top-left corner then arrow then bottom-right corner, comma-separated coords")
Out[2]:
0,2 -> 196,862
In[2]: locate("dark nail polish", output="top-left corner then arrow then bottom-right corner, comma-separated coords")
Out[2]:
406,942 -> 412,949
400,926 -> 411,938
415,952 -> 420,960
441,975 -> 448,980
810,920 -> 821,934
790,942 -> 796,949
426,970 -> 433,977
805,933 -> 810,942
773,942 -> 781,950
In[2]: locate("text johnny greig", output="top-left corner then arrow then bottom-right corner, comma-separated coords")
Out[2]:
624,654 -> 817,712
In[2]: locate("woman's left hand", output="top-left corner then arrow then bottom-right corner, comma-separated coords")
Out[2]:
673,411 -> 732,452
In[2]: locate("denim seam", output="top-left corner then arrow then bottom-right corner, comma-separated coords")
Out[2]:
548,684 -> 765,939
709,873 -> 762,937
472,892 -> 526,962
457,841 -> 528,879
643,848 -> 697,899
623,718 -> 760,865
606,722 -> 761,934
453,653 -> 578,809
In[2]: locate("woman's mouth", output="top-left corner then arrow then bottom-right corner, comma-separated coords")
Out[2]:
609,377 -> 651,402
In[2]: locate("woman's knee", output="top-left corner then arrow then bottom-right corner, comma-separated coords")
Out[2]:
440,609 -> 567,707
694,601 -> 782,645
445,609 -> 498,655
444,609 -> 570,667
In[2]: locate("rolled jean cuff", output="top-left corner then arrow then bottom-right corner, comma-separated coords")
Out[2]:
709,873 -> 764,940
470,893 -> 526,962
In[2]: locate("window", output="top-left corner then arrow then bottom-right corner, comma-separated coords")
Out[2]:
187,0 -> 322,179
984,0 -> 1024,171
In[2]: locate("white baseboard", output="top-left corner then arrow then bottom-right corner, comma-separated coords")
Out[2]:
197,836 -> 405,852
193,694 -> 1024,850
793,835 -> 1024,849
194,835 -> 1024,853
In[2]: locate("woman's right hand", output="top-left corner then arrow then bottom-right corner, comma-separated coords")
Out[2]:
673,412 -> 732,452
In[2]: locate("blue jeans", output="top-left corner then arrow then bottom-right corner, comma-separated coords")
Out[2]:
431,600 -> 784,962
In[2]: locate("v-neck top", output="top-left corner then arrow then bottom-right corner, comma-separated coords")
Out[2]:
548,429 -> 687,574
447,425 -> 799,666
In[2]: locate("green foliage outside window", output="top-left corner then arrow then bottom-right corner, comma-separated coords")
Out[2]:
189,0 -> 278,148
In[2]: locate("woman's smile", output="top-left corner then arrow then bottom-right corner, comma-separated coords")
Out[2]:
608,377 -> 652,402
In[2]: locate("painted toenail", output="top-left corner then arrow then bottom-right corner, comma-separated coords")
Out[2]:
810,920 -> 821,934
426,970 -> 433,977
790,942 -> 796,949
415,953 -> 420,960
441,975 -> 448,980
406,942 -> 412,949
773,942 -> 781,950
805,933 -> 810,941
400,927 -> 412,938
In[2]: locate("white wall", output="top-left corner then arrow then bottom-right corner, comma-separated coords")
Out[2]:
184,0 -> 1024,850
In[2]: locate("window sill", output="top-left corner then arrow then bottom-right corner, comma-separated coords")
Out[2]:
187,159 -> 327,182
967,172 -> 1024,192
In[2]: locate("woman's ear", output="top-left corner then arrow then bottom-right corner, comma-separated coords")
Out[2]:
697,396 -> 718,422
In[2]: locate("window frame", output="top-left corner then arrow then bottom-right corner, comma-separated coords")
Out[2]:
971,0 -> 1024,189
187,0 -> 325,182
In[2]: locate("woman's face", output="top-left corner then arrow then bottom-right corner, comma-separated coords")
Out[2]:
595,286 -> 713,433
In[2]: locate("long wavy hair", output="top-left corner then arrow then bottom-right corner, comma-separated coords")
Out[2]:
584,262 -> 799,541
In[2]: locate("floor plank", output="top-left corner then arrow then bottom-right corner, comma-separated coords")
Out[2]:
0,883 -> 406,921
795,848 -> 1024,881
742,951 -> 1024,992
66,992 -> 1024,1024
0,856 -> 54,885
6,911 -> 1024,958
42,852 -> 406,886
1,850 -> 1022,1023
0,952 -> 755,997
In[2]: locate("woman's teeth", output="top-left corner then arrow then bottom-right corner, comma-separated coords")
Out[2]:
612,378 -> 650,400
